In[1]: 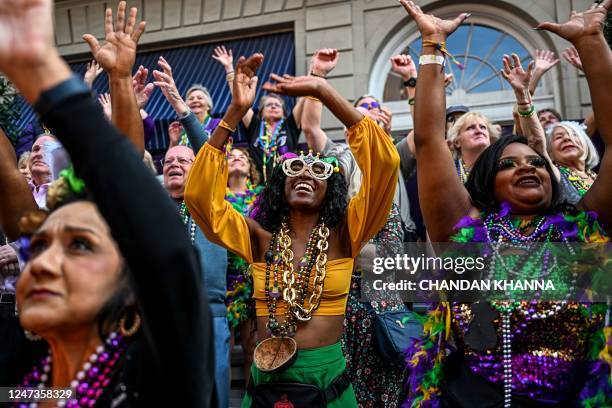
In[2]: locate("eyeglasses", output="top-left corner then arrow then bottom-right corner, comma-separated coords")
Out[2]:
282,157 -> 334,180
162,156 -> 193,167
358,101 -> 381,110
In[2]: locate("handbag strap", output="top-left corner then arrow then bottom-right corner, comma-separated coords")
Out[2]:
246,368 -> 351,403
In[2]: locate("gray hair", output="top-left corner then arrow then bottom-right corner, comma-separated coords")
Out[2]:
545,121 -> 599,170
185,84 -> 214,111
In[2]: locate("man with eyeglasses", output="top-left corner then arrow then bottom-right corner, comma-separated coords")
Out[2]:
162,145 -> 231,408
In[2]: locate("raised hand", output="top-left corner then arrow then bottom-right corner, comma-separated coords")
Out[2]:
133,65 -> 154,109
501,54 -> 534,92
379,106 -> 393,134
98,93 -> 112,120
82,1 -> 146,78
390,54 -> 417,80
231,54 -> 264,112
263,74 -> 326,99
533,49 -> 559,74
310,48 -> 339,77
212,45 -> 234,73
537,0 -> 611,43
561,46 -> 583,71
168,121 -> 183,147
84,59 -> 103,88
444,73 -> 454,88
399,0 -> 469,41
152,56 -> 188,113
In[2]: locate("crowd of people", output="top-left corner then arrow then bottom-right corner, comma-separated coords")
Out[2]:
0,0 -> 610,407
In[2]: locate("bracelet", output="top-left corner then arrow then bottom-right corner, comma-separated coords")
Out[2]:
419,55 -> 446,66
305,96 -> 321,102
408,97 -> 416,106
226,72 -> 235,82
310,71 -> 326,78
218,119 -> 236,133
518,105 -> 535,117
422,40 -> 464,70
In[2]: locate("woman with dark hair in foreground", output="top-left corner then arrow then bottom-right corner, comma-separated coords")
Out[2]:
184,51 -> 399,406
399,0 -> 611,406
0,1 -> 215,406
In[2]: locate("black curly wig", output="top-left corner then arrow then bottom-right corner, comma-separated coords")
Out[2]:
252,160 -> 349,232
465,135 -> 566,213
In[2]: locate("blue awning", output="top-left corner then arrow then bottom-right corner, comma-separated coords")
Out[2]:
14,31 -> 295,152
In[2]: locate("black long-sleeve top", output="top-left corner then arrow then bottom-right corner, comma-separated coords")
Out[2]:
4,78 -> 215,407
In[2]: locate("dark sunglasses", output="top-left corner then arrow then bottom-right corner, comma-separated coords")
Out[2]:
358,101 -> 381,110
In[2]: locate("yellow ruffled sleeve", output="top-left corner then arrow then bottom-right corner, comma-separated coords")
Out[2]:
346,117 -> 400,257
184,143 -> 253,263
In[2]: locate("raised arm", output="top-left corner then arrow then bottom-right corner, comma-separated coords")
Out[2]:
213,45 -> 256,127
528,49 -> 559,96
539,0 -> 612,229
301,49 -> 339,152
83,1 -> 146,155
184,54 -> 264,262
263,74 -> 399,254
0,2 -> 213,403
83,59 -> 103,89
501,53 -> 560,181
399,0 -> 471,242
0,130 -> 37,240
152,56 -> 208,153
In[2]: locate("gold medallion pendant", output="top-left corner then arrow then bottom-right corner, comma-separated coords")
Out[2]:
253,336 -> 298,373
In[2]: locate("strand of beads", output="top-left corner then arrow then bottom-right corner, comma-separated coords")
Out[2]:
179,201 -> 196,245
501,310 -> 512,408
17,332 -> 126,408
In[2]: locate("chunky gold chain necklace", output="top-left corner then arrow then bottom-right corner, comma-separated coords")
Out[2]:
264,220 -> 330,337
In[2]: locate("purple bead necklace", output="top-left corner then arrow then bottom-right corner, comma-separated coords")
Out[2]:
16,331 -> 126,408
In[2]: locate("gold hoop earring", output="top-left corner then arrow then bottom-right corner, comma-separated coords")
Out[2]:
119,310 -> 141,338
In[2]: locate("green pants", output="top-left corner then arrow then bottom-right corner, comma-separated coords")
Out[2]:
242,341 -> 357,407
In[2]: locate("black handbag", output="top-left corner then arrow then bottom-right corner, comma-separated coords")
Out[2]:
369,306 -> 423,365
248,371 -> 351,408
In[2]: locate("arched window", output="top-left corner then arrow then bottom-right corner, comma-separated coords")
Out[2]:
384,24 -> 534,101
368,4 -> 559,133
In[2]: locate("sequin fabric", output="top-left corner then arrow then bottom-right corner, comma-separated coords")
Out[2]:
342,204 -> 407,407
453,302 -> 605,401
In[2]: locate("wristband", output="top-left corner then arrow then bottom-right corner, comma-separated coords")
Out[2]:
218,120 -> 236,133
177,108 -> 192,120
419,55 -> 445,67
518,105 -> 535,117
34,75 -> 91,117
408,97 -> 416,106
310,71 -> 326,78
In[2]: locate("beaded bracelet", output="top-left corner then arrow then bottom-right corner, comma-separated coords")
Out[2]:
218,119 -> 236,133
518,105 -> 536,117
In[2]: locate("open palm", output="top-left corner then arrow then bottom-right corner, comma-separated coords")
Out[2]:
83,1 -> 145,77
232,54 -> 264,111
399,0 -> 468,39
0,0 -> 54,69
537,1 -> 611,42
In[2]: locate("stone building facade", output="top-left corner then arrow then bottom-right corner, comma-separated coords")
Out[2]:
53,0 -> 593,139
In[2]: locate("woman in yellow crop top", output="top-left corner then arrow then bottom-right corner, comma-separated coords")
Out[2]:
184,54 -> 399,408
